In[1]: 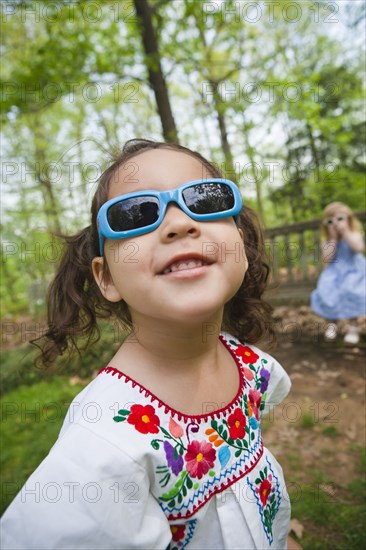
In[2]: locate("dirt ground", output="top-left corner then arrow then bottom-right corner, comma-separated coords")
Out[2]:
262,307 -> 365,542
266,333 -> 365,481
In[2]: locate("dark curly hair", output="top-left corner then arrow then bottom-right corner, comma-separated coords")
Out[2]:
33,139 -> 274,367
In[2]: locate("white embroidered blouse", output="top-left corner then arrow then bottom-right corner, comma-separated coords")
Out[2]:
1,333 -> 291,549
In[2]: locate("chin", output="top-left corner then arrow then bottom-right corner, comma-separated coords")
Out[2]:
165,301 -> 225,326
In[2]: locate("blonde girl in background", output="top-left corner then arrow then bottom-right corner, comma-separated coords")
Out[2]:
311,202 -> 366,344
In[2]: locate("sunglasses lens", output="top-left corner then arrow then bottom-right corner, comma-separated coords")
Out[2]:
107,196 -> 160,231
182,183 -> 235,214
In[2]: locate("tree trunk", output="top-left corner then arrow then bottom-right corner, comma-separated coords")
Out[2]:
210,81 -> 237,181
306,121 -> 320,172
35,157 -> 62,235
243,130 -> 265,223
133,0 -> 179,142
33,147 -> 61,234
28,117 -> 61,234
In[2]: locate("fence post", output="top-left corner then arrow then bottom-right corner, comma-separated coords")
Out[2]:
284,234 -> 293,282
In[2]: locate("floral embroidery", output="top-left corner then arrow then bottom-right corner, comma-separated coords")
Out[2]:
247,458 -> 281,544
227,408 -> 246,439
185,440 -> 216,479
259,478 -> 272,506
126,404 -> 160,434
248,389 -> 262,420
169,417 -> 184,438
98,334 -> 291,547
169,520 -> 197,549
171,524 -> 186,541
250,416 -> 258,430
164,441 -> 184,476
110,336 -> 274,522
260,367 -> 271,394
206,427 -> 225,448
234,345 -> 259,365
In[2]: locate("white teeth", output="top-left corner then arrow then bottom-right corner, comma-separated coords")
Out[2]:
163,259 -> 207,274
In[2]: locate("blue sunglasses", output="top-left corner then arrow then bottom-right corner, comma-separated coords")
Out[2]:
97,178 -> 243,255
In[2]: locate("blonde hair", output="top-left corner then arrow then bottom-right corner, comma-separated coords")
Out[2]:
321,202 -> 362,240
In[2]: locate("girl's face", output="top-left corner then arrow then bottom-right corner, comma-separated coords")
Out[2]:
324,209 -> 350,236
92,149 -> 248,328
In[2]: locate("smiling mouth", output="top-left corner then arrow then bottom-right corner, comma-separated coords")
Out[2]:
162,259 -> 209,274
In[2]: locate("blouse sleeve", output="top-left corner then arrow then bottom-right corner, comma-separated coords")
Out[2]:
0,423 -> 172,549
261,352 -> 291,416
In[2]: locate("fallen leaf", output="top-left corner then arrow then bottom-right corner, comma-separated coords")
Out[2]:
319,484 -> 337,500
346,424 -> 357,440
289,518 -> 304,539
290,373 -> 304,380
69,376 -> 84,386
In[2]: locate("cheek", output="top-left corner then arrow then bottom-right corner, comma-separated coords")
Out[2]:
228,251 -> 247,303
228,240 -> 248,289
243,250 -> 249,274
240,249 -> 249,281
107,240 -> 142,267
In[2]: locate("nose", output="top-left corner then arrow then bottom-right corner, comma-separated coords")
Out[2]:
160,204 -> 201,241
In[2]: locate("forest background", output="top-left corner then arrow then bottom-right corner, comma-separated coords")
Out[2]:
1,2 -> 366,547
1,0 -> 365,315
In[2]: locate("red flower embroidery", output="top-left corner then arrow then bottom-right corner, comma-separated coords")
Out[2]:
127,404 -> 160,434
243,367 -> 254,381
248,389 -> 262,420
227,408 -> 246,439
185,440 -> 216,479
259,479 -> 272,506
170,524 -> 186,541
235,345 -> 259,365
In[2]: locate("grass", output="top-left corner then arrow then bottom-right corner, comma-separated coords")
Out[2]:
0,319 -> 127,515
286,452 -> 303,471
291,486 -> 365,549
347,445 -> 366,500
0,320 -> 125,395
1,378 -> 85,516
301,413 -> 316,429
322,426 -> 339,438
289,452 -> 366,549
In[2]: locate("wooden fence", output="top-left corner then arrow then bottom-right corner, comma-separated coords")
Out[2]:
27,211 -> 366,311
264,210 -> 366,306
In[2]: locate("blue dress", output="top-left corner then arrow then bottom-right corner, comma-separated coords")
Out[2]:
311,239 -> 366,319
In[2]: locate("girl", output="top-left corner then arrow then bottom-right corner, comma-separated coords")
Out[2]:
311,202 -> 366,344
1,139 -> 293,549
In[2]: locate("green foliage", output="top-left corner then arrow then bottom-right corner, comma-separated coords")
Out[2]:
266,30 -> 365,220
301,413 -> 316,429
347,445 -> 366,501
1,377 -> 86,516
290,473 -> 366,549
0,320 -> 126,395
0,346 -> 39,396
322,426 -> 339,438
1,0 -> 365,316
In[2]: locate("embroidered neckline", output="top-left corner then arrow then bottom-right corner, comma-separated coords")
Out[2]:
110,337 -> 270,522
98,333 -> 246,423
104,336 -> 279,537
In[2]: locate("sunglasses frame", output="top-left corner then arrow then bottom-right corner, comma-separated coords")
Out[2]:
97,178 -> 243,255
323,214 -> 348,226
